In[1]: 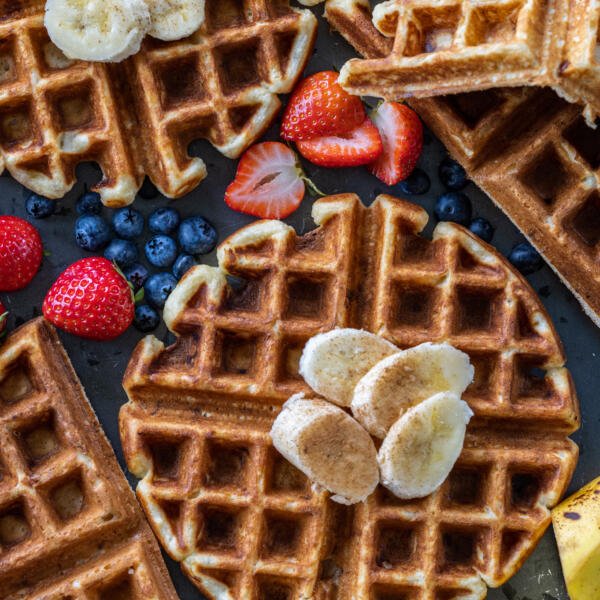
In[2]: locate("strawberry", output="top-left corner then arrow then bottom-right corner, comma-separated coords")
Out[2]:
0,216 -> 43,292
43,257 -> 134,341
281,71 -> 365,141
296,118 -> 383,168
225,142 -> 306,220
369,102 -> 423,186
0,301 -> 7,338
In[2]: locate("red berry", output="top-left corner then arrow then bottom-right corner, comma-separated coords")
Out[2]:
369,102 -> 423,186
43,257 -> 134,341
0,216 -> 43,291
281,71 -> 366,141
225,142 -> 306,220
296,118 -> 383,168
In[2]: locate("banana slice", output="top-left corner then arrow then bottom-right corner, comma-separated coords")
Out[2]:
352,342 -> 474,438
270,394 -> 379,504
299,329 -> 399,407
146,0 -> 205,41
378,392 -> 473,499
45,0 -> 151,63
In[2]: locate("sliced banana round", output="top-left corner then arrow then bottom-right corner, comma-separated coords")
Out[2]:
299,329 -> 399,407
351,342 -> 474,438
146,0 -> 205,42
378,392 -> 473,500
45,0 -> 151,63
270,394 -> 379,505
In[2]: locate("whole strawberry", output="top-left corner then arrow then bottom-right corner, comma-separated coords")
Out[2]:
43,257 -> 134,341
0,301 -> 7,338
0,216 -> 43,291
281,71 -> 365,141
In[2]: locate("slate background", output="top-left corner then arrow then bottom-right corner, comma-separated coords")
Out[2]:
2,5 -> 599,599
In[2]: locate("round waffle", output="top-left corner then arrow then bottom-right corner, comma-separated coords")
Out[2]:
120,194 -> 579,600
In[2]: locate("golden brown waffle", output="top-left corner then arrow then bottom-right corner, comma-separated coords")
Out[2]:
336,0 -> 600,122
327,0 -> 600,328
0,318 -> 178,600
0,0 -> 317,206
120,193 -> 579,600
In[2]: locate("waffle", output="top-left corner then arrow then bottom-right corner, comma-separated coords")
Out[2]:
0,318 -> 178,600
0,0 -> 317,206
336,0 -> 600,122
327,0 -> 600,328
120,193 -> 579,600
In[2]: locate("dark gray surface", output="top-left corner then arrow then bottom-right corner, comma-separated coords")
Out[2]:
1,6 -> 598,599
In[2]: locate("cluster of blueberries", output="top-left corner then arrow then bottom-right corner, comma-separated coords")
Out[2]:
26,187 -> 217,333
398,157 -> 543,275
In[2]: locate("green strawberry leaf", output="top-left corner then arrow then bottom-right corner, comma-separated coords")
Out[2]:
134,288 -> 145,304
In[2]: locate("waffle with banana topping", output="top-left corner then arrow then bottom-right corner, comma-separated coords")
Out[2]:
120,193 -> 579,600
0,0 -> 317,205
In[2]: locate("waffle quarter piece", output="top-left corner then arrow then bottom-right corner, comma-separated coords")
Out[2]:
0,318 -> 177,600
337,0 -> 600,121
121,193 -> 579,600
0,1 -> 317,205
327,0 -> 600,328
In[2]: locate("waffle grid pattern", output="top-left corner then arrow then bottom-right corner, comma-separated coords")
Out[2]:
0,0 -> 317,205
121,194 -> 578,600
338,0 -> 599,118
130,1 -> 317,198
0,319 -> 177,600
0,10 -> 138,207
326,0 -> 600,327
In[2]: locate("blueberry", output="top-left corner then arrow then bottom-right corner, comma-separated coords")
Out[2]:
134,304 -> 160,332
439,157 -> 468,191
74,215 -> 111,251
173,253 -> 197,280
112,207 -> 144,240
26,193 -> 55,219
76,191 -> 103,215
469,217 -> 494,243
124,263 -> 149,291
434,192 -> 472,225
149,207 -> 180,234
398,168 -> 431,195
144,272 -> 178,309
104,238 -> 138,268
139,178 -> 159,200
508,242 -> 543,275
145,234 -> 178,268
178,216 -> 217,255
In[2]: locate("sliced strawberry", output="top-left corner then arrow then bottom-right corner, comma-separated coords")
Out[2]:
225,142 -> 306,220
281,71 -> 366,141
296,119 -> 383,168
369,102 -> 423,186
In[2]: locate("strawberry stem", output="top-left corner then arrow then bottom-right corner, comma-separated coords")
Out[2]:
301,175 -> 327,198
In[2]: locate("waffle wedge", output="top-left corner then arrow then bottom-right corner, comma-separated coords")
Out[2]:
337,0 -> 600,122
120,193 -> 579,600
0,0 -> 317,206
0,318 -> 177,599
327,0 -> 600,328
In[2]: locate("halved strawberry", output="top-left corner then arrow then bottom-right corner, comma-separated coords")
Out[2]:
281,71 -> 366,141
369,102 -> 423,186
296,119 -> 383,168
225,142 -> 306,220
